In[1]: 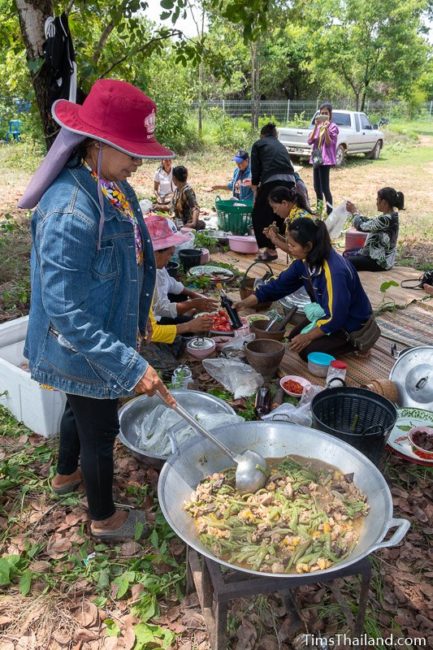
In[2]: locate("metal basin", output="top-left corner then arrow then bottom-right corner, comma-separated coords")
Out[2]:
118,389 -> 236,468
158,421 -> 410,579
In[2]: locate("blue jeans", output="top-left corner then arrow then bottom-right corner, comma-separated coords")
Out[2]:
57,395 -> 119,521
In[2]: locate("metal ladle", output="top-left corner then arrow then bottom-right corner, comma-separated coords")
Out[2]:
157,390 -> 268,493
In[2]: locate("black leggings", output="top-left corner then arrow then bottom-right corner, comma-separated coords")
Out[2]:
57,395 -> 119,521
252,180 -> 294,249
313,166 -> 333,214
345,254 -> 384,272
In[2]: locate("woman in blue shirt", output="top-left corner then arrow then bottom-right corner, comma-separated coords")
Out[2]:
235,218 -> 376,360
20,79 -> 175,543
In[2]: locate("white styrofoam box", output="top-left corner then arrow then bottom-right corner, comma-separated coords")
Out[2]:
0,325 -> 66,438
0,314 -> 29,347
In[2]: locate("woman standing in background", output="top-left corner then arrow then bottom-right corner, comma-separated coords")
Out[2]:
307,102 -> 339,215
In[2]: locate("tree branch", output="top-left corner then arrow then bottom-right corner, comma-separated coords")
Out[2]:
93,20 -> 115,65
187,0 -> 201,38
66,0 -> 75,13
99,30 -> 183,78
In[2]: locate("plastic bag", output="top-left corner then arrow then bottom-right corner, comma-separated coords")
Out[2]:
262,383 -> 324,426
325,201 -> 350,240
136,405 -> 244,457
221,333 -> 255,352
139,198 -> 153,214
261,402 -> 313,427
202,358 -> 263,399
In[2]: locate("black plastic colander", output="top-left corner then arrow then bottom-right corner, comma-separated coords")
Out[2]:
311,386 -> 398,466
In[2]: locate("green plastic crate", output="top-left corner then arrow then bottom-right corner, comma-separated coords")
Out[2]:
215,197 -> 254,235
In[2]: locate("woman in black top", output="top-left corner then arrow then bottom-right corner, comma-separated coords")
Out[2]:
250,123 -> 295,262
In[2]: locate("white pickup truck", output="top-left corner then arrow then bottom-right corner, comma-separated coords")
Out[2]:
278,110 -> 385,166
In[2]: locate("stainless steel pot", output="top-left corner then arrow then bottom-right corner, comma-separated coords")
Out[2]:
118,389 -> 236,468
158,421 -> 409,579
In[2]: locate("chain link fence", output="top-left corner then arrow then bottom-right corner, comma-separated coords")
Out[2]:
192,99 -> 433,123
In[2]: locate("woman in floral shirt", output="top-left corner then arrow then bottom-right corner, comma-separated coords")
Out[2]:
172,165 -> 205,230
345,187 -> 404,271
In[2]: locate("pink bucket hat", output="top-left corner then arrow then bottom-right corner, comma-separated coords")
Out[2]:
19,79 -> 175,210
146,215 -> 190,251
52,78 -> 174,159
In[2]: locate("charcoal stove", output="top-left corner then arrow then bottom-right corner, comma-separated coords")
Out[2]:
186,547 -> 371,650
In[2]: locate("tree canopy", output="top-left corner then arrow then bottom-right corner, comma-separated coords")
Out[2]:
1,0 -> 431,146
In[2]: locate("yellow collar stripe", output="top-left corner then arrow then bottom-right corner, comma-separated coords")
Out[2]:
316,259 -> 333,328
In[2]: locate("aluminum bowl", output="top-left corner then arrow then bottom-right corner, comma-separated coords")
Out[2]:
118,389 -> 236,468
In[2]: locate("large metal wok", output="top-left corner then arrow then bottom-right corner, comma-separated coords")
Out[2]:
158,421 -> 410,579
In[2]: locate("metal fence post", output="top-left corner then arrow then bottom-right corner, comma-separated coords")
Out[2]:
286,100 -> 290,123
222,99 -> 225,114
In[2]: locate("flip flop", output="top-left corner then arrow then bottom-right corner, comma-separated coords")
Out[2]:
255,251 -> 278,262
91,509 -> 150,543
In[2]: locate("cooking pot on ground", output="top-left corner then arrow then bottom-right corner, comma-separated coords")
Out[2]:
158,421 -> 409,579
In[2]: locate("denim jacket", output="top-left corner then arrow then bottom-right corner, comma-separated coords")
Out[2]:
24,164 -> 156,398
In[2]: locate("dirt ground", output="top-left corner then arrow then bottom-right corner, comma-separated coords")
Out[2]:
2,135 -> 433,240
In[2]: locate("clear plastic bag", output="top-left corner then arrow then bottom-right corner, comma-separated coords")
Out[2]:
262,384 -> 324,426
139,198 -> 153,214
325,201 -> 350,240
202,358 -> 263,399
136,405 -> 244,457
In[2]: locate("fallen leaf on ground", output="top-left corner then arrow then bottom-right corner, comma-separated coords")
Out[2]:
234,620 -> 257,650
130,584 -> 145,600
119,541 -> 142,557
73,627 -> 99,642
181,610 -> 205,629
256,634 -> 280,650
73,600 -> 99,627
46,535 -> 73,558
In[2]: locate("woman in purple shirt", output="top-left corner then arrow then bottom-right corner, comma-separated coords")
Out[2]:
307,102 -> 339,216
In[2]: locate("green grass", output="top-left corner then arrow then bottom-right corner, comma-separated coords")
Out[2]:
388,118 -> 433,138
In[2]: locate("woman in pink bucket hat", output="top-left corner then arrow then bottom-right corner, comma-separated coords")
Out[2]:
20,79 -> 177,542
146,215 -> 217,325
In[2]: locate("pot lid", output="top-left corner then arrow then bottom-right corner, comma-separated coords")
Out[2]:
187,337 -> 214,350
389,346 -> 433,409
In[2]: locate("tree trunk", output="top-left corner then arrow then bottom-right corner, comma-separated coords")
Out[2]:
360,84 -> 369,112
15,0 -> 58,150
354,92 -> 360,111
198,60 -> 204,138
250,41 -> 260,130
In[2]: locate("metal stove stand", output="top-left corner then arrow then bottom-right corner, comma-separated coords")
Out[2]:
186,548 -> 371,650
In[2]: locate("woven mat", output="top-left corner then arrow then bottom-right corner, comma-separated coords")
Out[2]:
376,303 -> 433,348
280,336 -> 394,388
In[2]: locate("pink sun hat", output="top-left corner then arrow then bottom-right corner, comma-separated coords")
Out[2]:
52,78 -> 174,159
19,79 -> 175,210
146,215 -> 190,251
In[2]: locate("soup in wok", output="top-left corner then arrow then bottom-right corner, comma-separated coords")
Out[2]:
184,455 -> 368,574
